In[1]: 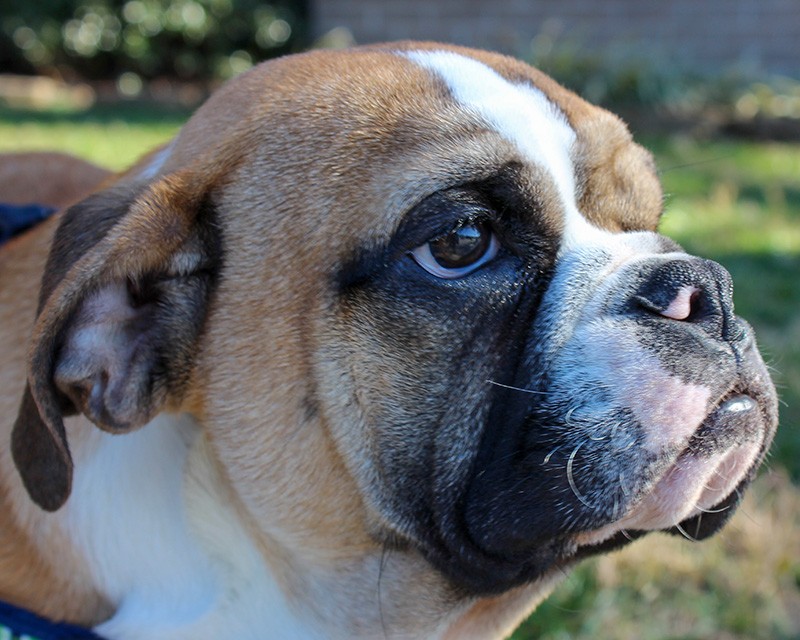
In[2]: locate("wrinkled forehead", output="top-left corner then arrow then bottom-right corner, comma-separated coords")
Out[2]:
405,50 -> 576,201
169,45 -> 662,260
404,50 -> 583,247
391,45 -> 663,248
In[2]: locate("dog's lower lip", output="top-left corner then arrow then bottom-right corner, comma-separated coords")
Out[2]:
689,389 -> 761,448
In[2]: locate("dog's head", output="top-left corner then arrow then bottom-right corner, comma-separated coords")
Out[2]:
13,43 -> 777,598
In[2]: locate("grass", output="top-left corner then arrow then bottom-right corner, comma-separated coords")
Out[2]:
651,136 -> 800,476
1,103 -> 799,640
0,103 -> 188,170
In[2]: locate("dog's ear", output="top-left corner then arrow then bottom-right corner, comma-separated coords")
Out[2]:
12,172 -> 221,511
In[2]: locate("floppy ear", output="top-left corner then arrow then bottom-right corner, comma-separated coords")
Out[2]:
11,172 -> 221,511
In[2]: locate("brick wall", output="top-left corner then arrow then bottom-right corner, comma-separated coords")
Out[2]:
311,0 -> 799,75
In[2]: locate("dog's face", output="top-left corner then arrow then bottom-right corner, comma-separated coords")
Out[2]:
13,43 -> 777,605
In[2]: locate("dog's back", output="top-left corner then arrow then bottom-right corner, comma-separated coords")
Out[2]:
0,152 -> 110,208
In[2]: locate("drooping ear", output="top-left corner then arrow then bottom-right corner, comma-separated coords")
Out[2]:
12,172 -> 221,511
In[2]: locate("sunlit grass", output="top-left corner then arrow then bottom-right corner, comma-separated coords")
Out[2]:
0,104 -> 186,169
654,137 -> 800,256
3,120 -> 177,169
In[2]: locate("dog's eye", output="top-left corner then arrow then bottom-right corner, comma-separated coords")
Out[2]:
410,221 -> 500,278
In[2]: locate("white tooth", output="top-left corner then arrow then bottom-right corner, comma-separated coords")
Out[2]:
721,395 -> 755,413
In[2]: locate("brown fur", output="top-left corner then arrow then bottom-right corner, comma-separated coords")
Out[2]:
0,152 -> 110,208
0,214 -> 111,621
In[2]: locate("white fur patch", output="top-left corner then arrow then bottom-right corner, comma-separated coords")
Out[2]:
404,50 -> 619,254
64,414 -> 322,639
65,415 -> 217,633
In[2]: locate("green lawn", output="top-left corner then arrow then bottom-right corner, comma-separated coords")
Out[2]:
651,137 -> 800,475
2,104 -> 799,640
0,103 -> 188,170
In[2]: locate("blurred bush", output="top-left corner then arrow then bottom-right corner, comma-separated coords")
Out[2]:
0,0 -> 307,82
527,24 -> 800,133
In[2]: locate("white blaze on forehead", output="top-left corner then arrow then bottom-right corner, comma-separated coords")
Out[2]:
403,50 -> 614,252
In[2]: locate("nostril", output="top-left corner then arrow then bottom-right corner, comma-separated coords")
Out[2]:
629,257 -> 736,340
635,285 -> 703,321
659,285 -> 702,321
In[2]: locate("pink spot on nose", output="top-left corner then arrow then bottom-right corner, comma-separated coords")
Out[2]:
660,286 -> 700,320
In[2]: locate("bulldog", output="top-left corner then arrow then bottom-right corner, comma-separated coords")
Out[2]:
0,42 -> 778,639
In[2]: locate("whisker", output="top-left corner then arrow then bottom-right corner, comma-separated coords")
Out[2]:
618,472 -> 630,497
620,529 -> 635,542
566,443 -> 593,508
658,154 -> 732,176
673,521 -> 700,543
694,502 -> 731,514
730,487 -> 762,527
542,446 -> 560,465
618,439 -> 636,452
378,540 -> 390,639
485,379 -> 546,395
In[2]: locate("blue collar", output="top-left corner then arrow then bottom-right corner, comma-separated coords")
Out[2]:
0,600 -> 105,640
0,203 -> 56,246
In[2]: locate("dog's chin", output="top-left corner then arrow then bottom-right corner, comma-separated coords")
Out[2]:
575,390 -> 767,546
419,386 -> 773,596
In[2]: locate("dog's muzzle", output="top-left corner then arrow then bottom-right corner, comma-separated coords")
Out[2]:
427,236 -> 778,593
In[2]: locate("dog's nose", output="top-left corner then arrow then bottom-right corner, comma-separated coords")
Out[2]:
633,258 -> 745,342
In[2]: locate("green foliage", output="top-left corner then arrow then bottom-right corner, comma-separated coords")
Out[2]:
1,0 -> 307,81
527,29 -> 800,122
528,29 -> 694,109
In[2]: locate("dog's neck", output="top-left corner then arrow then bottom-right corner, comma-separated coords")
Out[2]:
49,413 -> 319,638
3,412 -> 552,639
